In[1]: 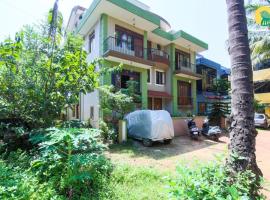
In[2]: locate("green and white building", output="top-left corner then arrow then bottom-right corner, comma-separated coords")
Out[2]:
67,0 -> 208,127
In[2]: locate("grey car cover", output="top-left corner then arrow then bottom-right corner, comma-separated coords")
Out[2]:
125,110 -> 174,141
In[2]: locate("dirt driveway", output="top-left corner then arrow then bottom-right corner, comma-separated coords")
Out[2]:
106,130 -> 270,196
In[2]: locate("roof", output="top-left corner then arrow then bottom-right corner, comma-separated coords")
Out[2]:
148,90 -> 172,99
76,0 -> 208,51
196,57 -> 230,75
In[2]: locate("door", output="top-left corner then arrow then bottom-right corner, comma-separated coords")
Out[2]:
134,38 -> 143,58
178,81 -> 192,105
147,41 -> 152,60
148,97 -> 153,110
153,98 -> 162,110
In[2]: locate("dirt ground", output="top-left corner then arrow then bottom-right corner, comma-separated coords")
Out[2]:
106,129 -> 270,198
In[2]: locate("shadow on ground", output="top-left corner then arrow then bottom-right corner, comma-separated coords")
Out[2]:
108,135 -> 228,160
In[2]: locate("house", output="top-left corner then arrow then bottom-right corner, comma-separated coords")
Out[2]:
67,0 -> 208,127
196,56 -> 230,116
253,60 -> 270,115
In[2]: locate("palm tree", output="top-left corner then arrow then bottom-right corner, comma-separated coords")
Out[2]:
226,0 -> 262,178
246,0 -> 270,66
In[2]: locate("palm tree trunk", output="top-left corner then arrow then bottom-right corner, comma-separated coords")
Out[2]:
226,0 -> 262,176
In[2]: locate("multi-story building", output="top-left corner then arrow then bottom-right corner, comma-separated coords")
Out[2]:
196,56 -> 230,116
253,60 -> 270,115
67,0 -> 208,127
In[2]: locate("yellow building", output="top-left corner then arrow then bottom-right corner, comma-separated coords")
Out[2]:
253,68 -> 270,115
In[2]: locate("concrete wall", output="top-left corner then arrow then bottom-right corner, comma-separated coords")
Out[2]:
107,16 -> 144,38
172,116 -> 206,137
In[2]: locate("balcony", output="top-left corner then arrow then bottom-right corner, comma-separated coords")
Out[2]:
103,37 -> 169,69
175,60 -> 202,80
103,36 -> 154,68
178,96 -> 193,108
147,48 -> 169,68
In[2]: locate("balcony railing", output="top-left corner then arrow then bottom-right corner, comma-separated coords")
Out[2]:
104,36 -> 144,58
104,37 -> 169,64
175,60 -> 196,72
147,48 -> 169,64
178,96 -> 193,106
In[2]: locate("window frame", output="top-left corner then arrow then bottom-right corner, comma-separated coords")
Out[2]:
89,31 -> 95,53
147,69 -> 152,84
155,69 -> 165,86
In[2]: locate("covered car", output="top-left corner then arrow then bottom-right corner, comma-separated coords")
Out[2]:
125,110 -> 174,146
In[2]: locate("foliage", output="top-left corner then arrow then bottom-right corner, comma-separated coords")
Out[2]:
0,151 -> 63,200
253,99 -> 266,113
168,158 -> 266,200
29,128 -> 113,199
208,78 -> 231,126
60,120 -> 90,128
99,120 -> 117,141
246,0 -> 270,65
0,15 -> 98,128
0,128 -> 113,199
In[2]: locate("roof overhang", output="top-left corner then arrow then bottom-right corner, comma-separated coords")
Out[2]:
152,28 -> 208,52
148,90 -> 172,99
76,0 -> 166,35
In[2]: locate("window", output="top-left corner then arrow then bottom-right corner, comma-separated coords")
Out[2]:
89,32 -> 95,53
76,104 -> 80,119
157,44 -> 161,50
72,106 -> 76,117
155,70 -> 165,85
90,106 -> 94,120
147,69 -> 151,83
175,50 -> 191,69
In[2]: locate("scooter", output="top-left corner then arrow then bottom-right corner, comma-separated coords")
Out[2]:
187,118 -> 200,140
202,117 -> 222,141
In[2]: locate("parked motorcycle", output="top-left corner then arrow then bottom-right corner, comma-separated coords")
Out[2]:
187,118 -> 200,140
202,117 -> 222,141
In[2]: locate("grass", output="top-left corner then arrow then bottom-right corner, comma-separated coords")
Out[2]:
109,164 -> 171,200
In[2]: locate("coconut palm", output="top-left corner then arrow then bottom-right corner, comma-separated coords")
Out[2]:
246,0 -> 270,66
226,0 -> 262,180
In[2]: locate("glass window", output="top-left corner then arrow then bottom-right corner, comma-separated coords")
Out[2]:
89,32 -> 95,53
147,69 -> 151,83
156,70 -> 165,85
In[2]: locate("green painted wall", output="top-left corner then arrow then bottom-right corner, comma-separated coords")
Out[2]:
143,31 -> 148,59
99,13 -> 108,55
102,60 -> 148,109
172,76 -> 197,115
168,43 -> 197,116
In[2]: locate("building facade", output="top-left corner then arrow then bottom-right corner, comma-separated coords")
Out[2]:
253,60 -> 270,115
196,57 -> 230,116
67,0 -> 208,127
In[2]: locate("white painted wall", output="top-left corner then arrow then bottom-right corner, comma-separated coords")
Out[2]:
79,19 -> 101,128
108,16 -> 144,38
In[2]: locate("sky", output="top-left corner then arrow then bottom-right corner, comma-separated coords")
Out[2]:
0,0 -> 230,68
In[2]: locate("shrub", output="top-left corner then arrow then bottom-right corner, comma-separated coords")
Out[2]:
99,120 -> 117,141
0,151 -> 63,200
168,158 -> 266,200
30,128 -> 113,199
60,120 -> 90,128
0,128 -> 113,199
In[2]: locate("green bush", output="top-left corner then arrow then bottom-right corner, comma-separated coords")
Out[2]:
0,128 -> 113,199
60,120 -> 90,128
168,158 -> 266,200
30,128 -> 113,199
0,151 -> 63,200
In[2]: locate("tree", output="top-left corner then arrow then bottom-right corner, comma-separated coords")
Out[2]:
226,0 -> 262,186
246,0 -> 270,66
208,79 -> 231,126
0,14 -> 98,128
